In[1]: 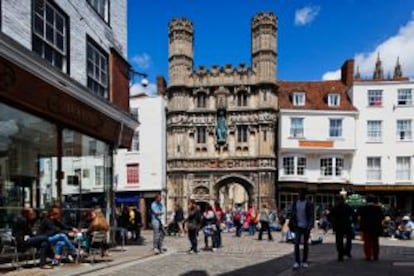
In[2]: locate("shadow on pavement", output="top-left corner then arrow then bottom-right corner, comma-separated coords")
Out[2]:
216,243 -> 414,276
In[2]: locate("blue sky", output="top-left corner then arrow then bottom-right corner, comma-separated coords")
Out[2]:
128,0 -> 414,93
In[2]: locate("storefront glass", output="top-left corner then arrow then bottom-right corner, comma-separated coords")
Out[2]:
0,103 -> 57,227
0,103 -> 113,228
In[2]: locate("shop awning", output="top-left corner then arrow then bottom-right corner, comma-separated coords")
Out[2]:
114,195 -> 140,204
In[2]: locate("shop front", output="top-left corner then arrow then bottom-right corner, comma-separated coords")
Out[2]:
0,40 -> 136,227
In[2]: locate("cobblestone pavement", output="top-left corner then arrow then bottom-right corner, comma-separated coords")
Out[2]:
2,230 -> 414,276
85,231 -> 414,276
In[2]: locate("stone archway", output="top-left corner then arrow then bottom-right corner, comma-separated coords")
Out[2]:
214,174 -> 255,211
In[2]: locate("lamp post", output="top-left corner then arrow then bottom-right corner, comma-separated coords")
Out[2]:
339,188 -> 347,198
129,70 -> 149,88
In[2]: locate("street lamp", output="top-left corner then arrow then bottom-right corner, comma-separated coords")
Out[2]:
339,188 -> 347,198
129,70 -> 148,87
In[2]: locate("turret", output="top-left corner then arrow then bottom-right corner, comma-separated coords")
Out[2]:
168,18 -> 194,86
251,12 -> 278,82
373,53 -> 384,80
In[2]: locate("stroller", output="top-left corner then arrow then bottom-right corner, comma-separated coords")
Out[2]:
166,221 -> 180,236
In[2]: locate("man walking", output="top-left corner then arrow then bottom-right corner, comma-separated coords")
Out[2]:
151,193 -> 166,254
357,195 -> 384,261
329,195 -> 355,261
289,189 -> 314,270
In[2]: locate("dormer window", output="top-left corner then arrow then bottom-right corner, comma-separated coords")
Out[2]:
237,91 -> 248,106
328,93 -> 341,107
196,92 -> 207,108
292,92 -> 305,106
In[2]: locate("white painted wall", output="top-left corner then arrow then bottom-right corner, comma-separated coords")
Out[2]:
115,95 -> 166,193
349,80 -> 414,185
279,110 -> 357,183
1,0 -> 127,84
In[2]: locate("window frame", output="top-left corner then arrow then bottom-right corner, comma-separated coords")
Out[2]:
282,156 -> 307,176
329,118 -> 343,138
327,93 -> 341,107
196,92 -> 207,108
320,156 -> 344,177
367,157 -> 381,181
237,125 -> 248,143
396,119 -> 412,141
196,127 -> 207,144
236,91 -> 248,107
126,163 -> 139,184
86,0 -> 110,24
292,92 -> 305,106
32,0 -> 70,73
367,90 -> 383,107
396,156 -> 411,181
290,117 -> 304,138
367,120 -> 382,142
397,89 -> 412,106
86,35 -> 109,99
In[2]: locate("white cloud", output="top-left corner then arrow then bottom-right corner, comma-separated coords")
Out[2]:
294,6 -> 320,26
322,70 -> 341,80
130,82 -> 157,96
322,17 -> 414,80
131,53 -> 151,69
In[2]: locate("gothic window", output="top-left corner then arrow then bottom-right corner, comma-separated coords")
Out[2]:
237,125 -> 248,143
237,91 -> 248,106
197,127 -> 207,144
196,92 -> 207,108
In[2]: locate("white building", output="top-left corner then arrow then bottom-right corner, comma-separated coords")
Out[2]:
349,57 -> 414,213
277,60 -> 357,211
114,87 -> 167,226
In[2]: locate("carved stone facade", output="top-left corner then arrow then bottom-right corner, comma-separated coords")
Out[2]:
166,12 -> 278,211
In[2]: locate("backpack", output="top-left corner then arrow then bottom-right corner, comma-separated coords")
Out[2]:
233,211 -> 242,222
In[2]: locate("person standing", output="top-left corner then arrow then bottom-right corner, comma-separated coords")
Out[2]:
174,204 -> 185,236
289,190 -> 314,270
329,195 -> 355,261
246,204 -> 257,236
185,199 -> 202,253
151,194 -> 166,254
213,201 -> 225,247
357,195 -> 384,261
258,204 -> 273,241
233,204 -> 243,237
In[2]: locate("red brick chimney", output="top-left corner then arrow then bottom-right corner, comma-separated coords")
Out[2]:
341,59 -> 354,86
156,75 -> 167,96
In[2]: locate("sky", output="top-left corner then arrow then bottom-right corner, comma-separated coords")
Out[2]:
128,0 -> 414,94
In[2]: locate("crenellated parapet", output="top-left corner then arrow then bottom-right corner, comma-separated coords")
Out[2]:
251,12 -> 277,29
188,64 -> 256,87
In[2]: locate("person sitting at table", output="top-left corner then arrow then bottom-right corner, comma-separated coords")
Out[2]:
395,215 -> 414,240
12,208 -> 53,269
37,206 -> 79,265
80,208 -> 110,257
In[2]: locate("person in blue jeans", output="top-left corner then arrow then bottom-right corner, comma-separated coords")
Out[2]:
151,194 -> 166,254
37,207 -> 79,265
